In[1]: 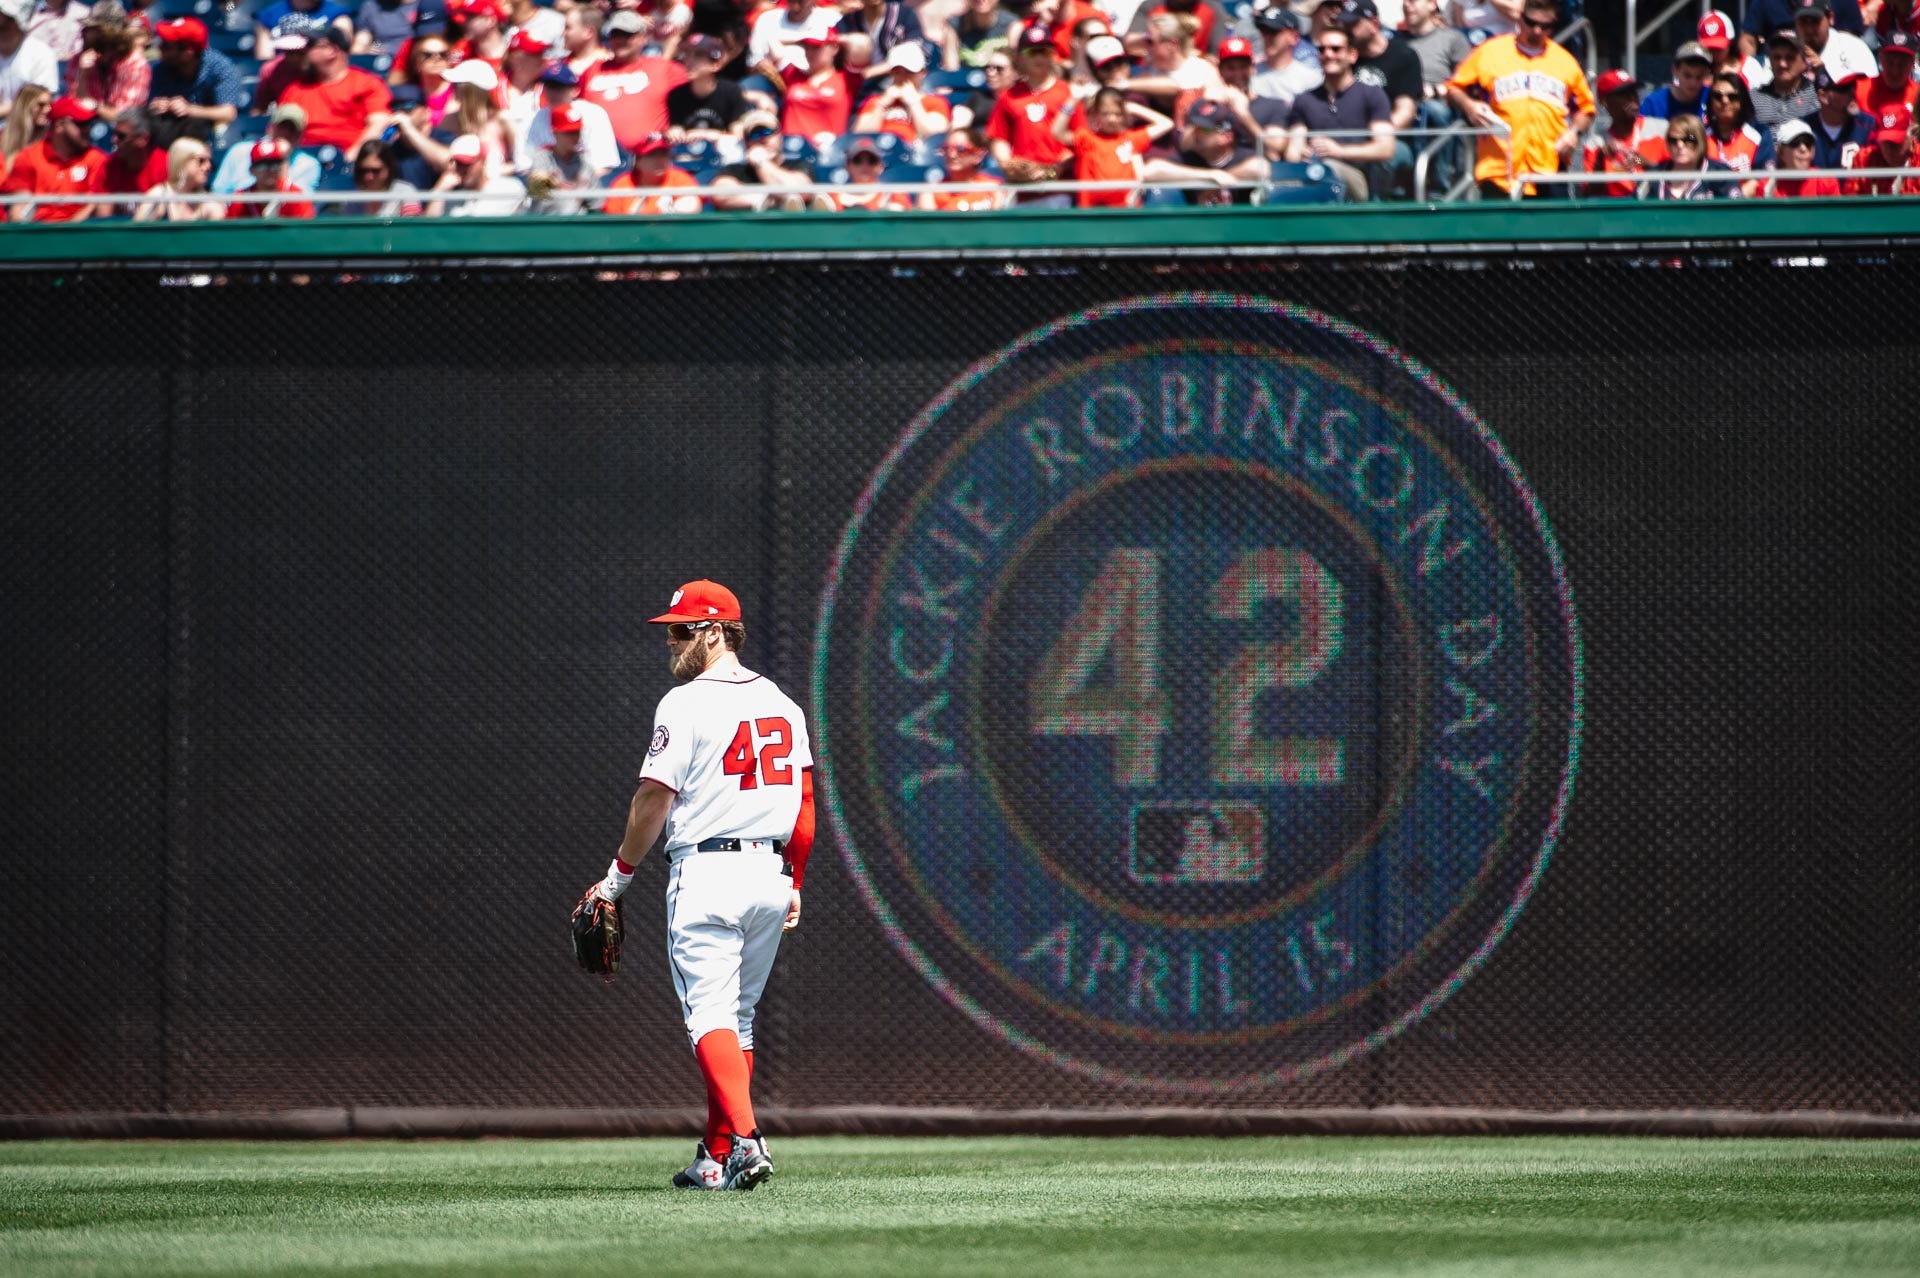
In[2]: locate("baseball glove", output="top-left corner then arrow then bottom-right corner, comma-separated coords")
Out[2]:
570,888 -> 624,981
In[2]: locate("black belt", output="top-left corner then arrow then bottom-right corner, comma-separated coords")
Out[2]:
695,838 -> 784,853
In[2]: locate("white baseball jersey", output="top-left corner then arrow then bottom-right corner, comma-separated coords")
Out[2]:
640,669 -> 813,852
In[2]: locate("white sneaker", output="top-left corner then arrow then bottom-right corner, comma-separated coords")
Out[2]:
671,1140 -> 725,1190
719,1130 -> 772,1191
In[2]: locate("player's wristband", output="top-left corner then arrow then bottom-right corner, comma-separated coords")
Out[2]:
600,857 -> 634,901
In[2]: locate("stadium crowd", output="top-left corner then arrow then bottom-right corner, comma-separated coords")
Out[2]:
2,0 -> 1916,220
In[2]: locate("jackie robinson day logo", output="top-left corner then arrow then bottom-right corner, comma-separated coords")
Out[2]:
814,296 -> 1582,1090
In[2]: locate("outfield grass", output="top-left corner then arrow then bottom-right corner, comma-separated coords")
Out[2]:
3,1135 -> 1918,1277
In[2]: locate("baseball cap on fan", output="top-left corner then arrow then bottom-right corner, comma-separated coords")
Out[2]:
649,580 -> 743,624
1696,9 -> 1734,51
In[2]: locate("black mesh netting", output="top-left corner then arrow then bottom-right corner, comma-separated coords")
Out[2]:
2,250 -> 1915,1118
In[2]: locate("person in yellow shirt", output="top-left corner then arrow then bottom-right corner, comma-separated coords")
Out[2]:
1445,0 -> 1595,197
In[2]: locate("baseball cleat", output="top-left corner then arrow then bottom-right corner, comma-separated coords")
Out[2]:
719,1131 -> 772,1191
672,1140 -> 725,1190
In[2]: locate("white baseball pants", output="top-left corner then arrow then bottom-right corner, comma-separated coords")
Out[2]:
664,851 -> 790,1050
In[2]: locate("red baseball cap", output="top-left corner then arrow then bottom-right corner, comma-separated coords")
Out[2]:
250,136 -> 292,163
1697,9 -> 1734,50
632,131 -> 671,155
464,0 -> 507,21
155,16 -> 209,48
649,580 -> 742,624
1595,68 -> 1635,96
48,96 -> 99,123
1218,36 -> 1254,61
1873,102 -> 1913,142
549,102 -> 584,133
507,29 -> 549,57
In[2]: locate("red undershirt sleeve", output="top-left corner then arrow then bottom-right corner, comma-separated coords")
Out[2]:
785,767 -> 816,890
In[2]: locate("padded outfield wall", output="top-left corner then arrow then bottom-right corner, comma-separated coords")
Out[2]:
2,206 -> 1915,1133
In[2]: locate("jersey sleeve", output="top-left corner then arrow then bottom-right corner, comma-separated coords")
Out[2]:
638,689 -> 695,792
1447,42 -> 1484,95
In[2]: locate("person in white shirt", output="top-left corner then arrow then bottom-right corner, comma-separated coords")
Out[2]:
520,60 -> 619,176
748,0 -> 836,84
0,0 -> 60,124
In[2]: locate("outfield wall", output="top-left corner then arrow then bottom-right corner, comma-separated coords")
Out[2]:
3,208 -> 1916,1130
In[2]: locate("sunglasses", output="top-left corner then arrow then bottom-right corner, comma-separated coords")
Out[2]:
355,165 -> 388,176
1315,42 -> 1349,53
1666,135 -> 1698,146
418,48 -> 449,59
666,622 -> 714,642
1520,16 -> 1554,30
1709,90 -> 1742,101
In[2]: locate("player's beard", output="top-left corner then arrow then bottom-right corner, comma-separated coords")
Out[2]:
670,640 -> 710,682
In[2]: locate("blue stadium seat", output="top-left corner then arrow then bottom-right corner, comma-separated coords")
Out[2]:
739,74 -> 778,96
210,27 -> 255,56
1140,185 -> 1188,207
780,134 -> 822,172
219,114 -> 272,146
671,139 -> 725,182
1259,161 -> 1345,204
925,68 -> 986,94
350,53 -> 394,75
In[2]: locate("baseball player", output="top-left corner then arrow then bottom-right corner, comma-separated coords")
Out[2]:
586,579 -> 816,1191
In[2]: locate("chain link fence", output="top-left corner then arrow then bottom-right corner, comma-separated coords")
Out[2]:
2,246 -> 1914,1127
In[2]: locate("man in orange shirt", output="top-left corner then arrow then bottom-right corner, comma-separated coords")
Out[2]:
1856,27 -> 1919,117
1446,0 -> 1594,197
277,25 -> 391,152
1,96 -> 108,222
604,132 -> 702,214
988,25 -> 1074,205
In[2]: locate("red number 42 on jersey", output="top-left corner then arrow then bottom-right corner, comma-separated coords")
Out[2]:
722,717 -> 795,790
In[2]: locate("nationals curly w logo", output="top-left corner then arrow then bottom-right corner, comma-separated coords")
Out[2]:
814,296 -> 1583,1090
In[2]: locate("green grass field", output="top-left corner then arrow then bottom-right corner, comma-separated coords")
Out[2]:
4,1136 -> 1918,1277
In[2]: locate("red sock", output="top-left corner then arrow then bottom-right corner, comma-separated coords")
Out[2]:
704,1049 -> 757,1159
694,1030 -> 758,1154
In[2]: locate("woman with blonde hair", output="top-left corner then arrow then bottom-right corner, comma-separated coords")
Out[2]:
1129,12 -> 1219,111
1645,113 -> 1741,201
71,2 -> 152,123
132,138 -> 225,222
1,85 -> 53,179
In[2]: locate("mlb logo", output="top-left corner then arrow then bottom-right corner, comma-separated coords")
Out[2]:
1129,803 -> 1266,884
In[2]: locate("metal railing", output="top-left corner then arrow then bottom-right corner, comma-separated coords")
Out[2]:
1510,165 -> 1920,196
1626,0 -> 1717,84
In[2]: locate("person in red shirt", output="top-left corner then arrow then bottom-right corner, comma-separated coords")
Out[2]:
920,126 -> 1006,209
1856,27 -> 1920,117
1,96 -> 109,224
579,10 -> 685,152
825,135 -> 913,210
988,24 -> 1074,204
1054,85 -> 1173,207
780,30 -> 858,141
452,0 -> 509,76
852,42 -> 950,142
1703,71 -> 1773,195
278,26 -> 393,152
96,105 -> 171,216
1762,118 -> 1842,195
226,136 -> 317,218
1846,100 -> 1918,193
1580,69 -> 1651,197
604,132 -> 703,213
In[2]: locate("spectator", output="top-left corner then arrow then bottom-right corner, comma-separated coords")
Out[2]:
942,0 -> 1014,71
1076,32 -> 1133,104
1402,0 -> 1468,95
1791,0 -> 1874,86
1131,12 -> 1219,113
1739,0 -> 1864,64
1062,12 -> 1114,93
440,58 -> 512,171
1031,0 -> 1111,62
452,0 -> 508,73
145,17 -> 245,148
1754,30 -> 1816,134
1845,100 -> 1917,191
1631,41 -> 1710,165
1704,71 -> 1772,193
254,0 -> 354,60
1643,112 -> 1740,198
131,135 -> 222,219
1287,21 -> 1392,198
988,25 -> 1073,203
1054,83 -> 1171,206
1216,35 -> 1289,149
395,26 -> 452,119
580,10 -> 685,151
214,102 -> 323,191
96,104 -> 166,212
1856,27 -> 1918,118
780,29 -> 856,142
1,0 -> 60,135
1760,117 -> 1841,193
255,20 -> 316,115
1335,0 -> 1415,194
920,123 -> 1005,207
855,41 -> 950,141
427,129 -> 525,211
523,59 -> 618,174
1158,95 -> 1266,201
227,135 -> 318,217
668,31 -> 747,139
560,3 -> 606,79
1448,0 -> 1591,198
1,79 -> 48,172
1801,63 -> 1871,167
339,135 -> 423,212
709,109 -> 822,210
951,45 -> 1012,130
1446,0 -> 1517,41
1249,7 -> 1320,112
1,94 -> 103,219
1695,10 -> 1753,84
748,0 -> 834,83
838,0 -> 927,75
1127,0 -> 1223,56
379,83 -> 447,187
71,3 -> 150,123
280,25 -> 394,152
353,0 -> 415,55
500,28 -> 550,147
503,0 -> 563,53
824,133 -> 912,208
24,0 -> 87,65
603,130 -> 701,212
1581,69 -> 1647,197
523,100 -> 598,211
